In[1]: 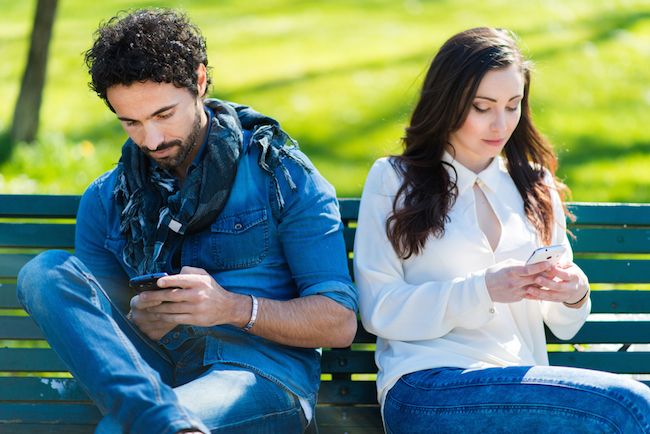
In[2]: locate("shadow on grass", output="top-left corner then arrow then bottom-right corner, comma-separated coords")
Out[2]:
296,97 -> 413,165
558,134 -> 650,170
519,9 -> 650,60
217,47 -> 432,101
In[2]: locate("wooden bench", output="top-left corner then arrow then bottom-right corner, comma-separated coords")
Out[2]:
1,194 -> 649,433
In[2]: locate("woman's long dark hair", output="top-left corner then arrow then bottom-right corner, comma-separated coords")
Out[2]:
387,27 -> 570,259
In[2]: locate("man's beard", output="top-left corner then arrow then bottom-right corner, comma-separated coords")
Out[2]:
147,107 -> 203,171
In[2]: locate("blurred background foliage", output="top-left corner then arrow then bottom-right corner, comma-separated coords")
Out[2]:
0,0 -> 649,200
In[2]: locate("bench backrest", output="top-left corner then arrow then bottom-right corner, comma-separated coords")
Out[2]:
1,195 -> 650,433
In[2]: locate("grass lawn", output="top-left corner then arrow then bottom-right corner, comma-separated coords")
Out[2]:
1,0 -> 649,201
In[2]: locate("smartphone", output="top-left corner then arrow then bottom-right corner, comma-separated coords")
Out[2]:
129,272 -> 168,292
526,245 -> 566,266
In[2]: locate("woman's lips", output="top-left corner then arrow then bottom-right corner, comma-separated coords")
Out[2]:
483,138 -> 505,147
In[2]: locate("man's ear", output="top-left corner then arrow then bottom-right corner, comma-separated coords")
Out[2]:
196,64 -> 208,97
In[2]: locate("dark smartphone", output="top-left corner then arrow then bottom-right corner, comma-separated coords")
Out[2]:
129,272 -> 168,292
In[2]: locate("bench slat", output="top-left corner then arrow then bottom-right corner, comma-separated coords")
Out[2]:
0,377 -> 87,401
575,259 -> 650,283
546,321 -> 650,344
321,350 -> 376,374
0,348 -> 68,372
0,376 -> 380,405
338,198 -> 360,222
571,227 -> 650,253
3,287 -> 649,314
0,254 -> 37,279
0,195 -> 79,219
589,290 -> 650,314
3,315 -> 650,345
0,284 -> 20,308
319,380 -> 377,405
0,424 -> 94,434
568,203 -> 650,226
0,403 -> 100,424
0,223 -> 75,248
549,352 -> 650,374
316,406 -> 382,433
0,316 -> 43,340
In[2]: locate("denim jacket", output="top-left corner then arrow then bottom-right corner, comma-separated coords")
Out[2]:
74,121 -> 358,411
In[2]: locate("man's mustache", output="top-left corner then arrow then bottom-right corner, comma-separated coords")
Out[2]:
145,140 -> 182,155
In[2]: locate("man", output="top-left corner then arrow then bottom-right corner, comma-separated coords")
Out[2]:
16,8 -> 358,434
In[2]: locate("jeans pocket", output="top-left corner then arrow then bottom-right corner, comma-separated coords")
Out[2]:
210,208 -> 269,269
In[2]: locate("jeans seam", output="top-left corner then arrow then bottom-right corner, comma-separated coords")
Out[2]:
83,270 -> 165,405
401,373 -> 648,430
211,405 -> 304,431
385,399 -> 620,432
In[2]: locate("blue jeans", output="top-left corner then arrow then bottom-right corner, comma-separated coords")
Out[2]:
384,366 -> 650,434
17,250 -> 307,434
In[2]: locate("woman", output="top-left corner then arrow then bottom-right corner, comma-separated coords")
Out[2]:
354,27 -> 650,433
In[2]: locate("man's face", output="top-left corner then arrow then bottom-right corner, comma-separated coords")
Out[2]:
106,80 -> 206,177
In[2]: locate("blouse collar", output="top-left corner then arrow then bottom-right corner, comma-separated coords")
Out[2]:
442,150 -> 505,195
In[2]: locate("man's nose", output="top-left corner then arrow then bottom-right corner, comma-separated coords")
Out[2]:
142,124 -> 164,151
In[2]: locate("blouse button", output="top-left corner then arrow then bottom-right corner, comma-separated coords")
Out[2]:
234,223 -> 243,230
489,307 -> 495,314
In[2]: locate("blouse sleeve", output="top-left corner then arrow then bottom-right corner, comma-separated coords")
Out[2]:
539,171 -> 591,340
354,159 -> 495,341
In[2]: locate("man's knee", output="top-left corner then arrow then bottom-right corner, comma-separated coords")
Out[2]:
16,249 -> 78,310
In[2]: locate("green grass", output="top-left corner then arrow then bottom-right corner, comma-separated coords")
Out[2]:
1,0 -> 649,200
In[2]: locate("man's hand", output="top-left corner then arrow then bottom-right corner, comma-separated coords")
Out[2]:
128,266 -> 251,341
128,293 -> 177,341
129,266 -> 357,348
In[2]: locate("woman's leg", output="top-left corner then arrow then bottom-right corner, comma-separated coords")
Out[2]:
383,365 -> 650,434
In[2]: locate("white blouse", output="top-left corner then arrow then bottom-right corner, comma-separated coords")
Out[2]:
353,153 -> 590,407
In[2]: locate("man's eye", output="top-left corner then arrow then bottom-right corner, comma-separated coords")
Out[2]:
159,112 -> 173,119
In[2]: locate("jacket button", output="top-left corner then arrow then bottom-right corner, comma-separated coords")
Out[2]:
234,223 -> 243,230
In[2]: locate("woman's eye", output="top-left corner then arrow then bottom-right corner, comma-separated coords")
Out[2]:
473,105 -> 488,113
506,105 -> 520,112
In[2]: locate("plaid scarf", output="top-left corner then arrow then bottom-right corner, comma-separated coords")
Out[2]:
114,99 -> 307,275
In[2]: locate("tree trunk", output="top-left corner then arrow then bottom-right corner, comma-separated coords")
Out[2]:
10,0 -> 59,144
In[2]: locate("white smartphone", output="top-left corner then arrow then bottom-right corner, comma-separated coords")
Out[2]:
525,244 -> 566,265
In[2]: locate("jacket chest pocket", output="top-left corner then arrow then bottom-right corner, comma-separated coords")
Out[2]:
210,208 -> 269,269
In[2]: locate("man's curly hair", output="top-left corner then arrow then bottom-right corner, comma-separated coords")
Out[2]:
84,8 -> 211,107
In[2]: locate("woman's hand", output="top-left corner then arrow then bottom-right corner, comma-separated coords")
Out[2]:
485,260 -> 553,303
525,262 -> 590,308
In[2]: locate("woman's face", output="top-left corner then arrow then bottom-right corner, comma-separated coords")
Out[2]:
447,64 -> 525,173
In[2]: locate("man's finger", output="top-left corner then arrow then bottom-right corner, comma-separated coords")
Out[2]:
180,266 -> 210,275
